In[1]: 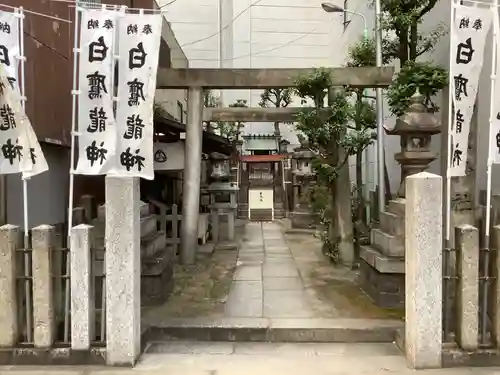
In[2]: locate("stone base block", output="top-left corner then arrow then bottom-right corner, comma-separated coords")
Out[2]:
371,229 -> 404,257
141,247 -> 176,306
290,211 -> 320,229
359,258 -> 405,309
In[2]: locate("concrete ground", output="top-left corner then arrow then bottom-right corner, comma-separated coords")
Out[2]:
143,221 -> 403,327
1,342 -> 499,374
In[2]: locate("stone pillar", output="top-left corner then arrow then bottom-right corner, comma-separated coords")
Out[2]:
80,195 -> 95,223
70,224 -> 94,350
0,224 -> 20,346
455,224 -> 479,350
105,176 -> 141,366
181,87 -> 203,265
405,172 -> 442,369
32,225 -> 55,348
228,192 -> 236,241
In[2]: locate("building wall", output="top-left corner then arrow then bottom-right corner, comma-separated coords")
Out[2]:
155,15 -> 189,122
161,0 -> 500,196
6,145 -> 70,229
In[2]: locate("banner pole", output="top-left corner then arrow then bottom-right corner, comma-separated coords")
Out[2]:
485,0 -> 498,243
68,0 -> 80,240
445,0 -> 456,247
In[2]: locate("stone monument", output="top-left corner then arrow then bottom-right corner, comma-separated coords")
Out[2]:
359,91 -> 441,307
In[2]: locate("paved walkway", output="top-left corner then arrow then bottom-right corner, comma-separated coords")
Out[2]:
143,220 -> 403,330
3,342 -> 498,374
225,221 -> 317,318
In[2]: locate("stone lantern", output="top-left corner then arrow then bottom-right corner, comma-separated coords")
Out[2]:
210,153 -> 231,181
208,152 -> 239,245
385,90 -> 441,198
290,144 -> 318,228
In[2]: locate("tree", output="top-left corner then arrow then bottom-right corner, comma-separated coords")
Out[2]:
258,88 -> 293,140
203,90 -> 248,142
216,99 -> 248,142
345,43 -> 377,237
294,68 -> 375,265
344,0 -> 448,208
365,0 -> 449,116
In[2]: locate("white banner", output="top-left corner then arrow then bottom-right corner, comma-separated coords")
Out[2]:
0,10 -> 20,91
75,9 -> 118,174
0,67 -> 33,174
449,4 -> 492,176
490,6 -> 500,163
110,13 -> 162,180
0,9 -> 47,178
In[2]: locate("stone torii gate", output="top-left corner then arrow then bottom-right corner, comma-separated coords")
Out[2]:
156,67 -> 395,265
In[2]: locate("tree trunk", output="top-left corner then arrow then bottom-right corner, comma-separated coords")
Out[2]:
332,136 -> 355,267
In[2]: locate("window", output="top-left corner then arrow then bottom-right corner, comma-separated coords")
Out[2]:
343,0 -> 349,32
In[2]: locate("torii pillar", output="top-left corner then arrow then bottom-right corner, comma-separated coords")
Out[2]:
180,87 -> 203,265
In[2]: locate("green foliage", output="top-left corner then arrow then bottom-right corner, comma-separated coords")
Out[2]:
387,61 -> 448,116
258,88 -> 293,108
307,184 -> 339,262
203,89 -> 247,142
294,69 -> 376,183
204,89 -> 220,108
216,99 -> 248,142
258,88 -> 293,136
294,68 -> 332,107
360,0 -> 448,115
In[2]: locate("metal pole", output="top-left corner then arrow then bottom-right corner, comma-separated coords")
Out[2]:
68,0 -> 80,240
374,0 -> 385,215
180,87 -> 203,265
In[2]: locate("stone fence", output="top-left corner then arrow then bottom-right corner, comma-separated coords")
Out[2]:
402,172 -> 500,369
0,223 -> 107,365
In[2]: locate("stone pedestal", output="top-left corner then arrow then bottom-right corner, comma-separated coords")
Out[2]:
360,198 -> 405,308
360,91 -> 441,308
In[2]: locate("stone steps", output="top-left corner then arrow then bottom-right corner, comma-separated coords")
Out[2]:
250,209 -> 274,222
360,245 -> 405,274
143,317 -> 403,343
379,211 -> 404,238
387,199 -> 405,217
370,228 -> 404,257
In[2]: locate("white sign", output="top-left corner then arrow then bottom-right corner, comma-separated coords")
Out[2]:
0,9 -> 47,178
449,4 -> 492,176
75,9 -> 118,175
153,141 -> 185,171
110,13 -> 162,180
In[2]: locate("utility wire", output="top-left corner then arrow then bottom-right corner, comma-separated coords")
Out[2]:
189,28 -> 318,61
180,0 -> 262,48
159,0 -> 179,9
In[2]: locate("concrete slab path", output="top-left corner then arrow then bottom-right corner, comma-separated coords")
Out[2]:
225,221 -> 318,319
3,342 -> 499,374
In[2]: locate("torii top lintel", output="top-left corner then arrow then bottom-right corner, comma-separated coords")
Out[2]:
156,67 -> 395,89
